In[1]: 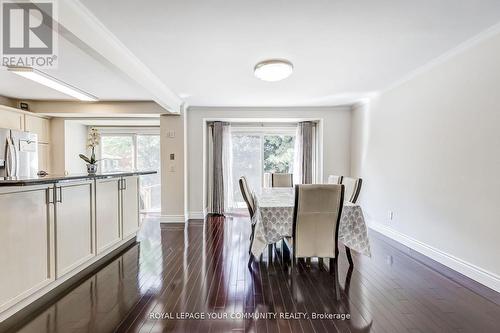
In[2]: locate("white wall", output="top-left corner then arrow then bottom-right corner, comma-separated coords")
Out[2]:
64,121 -> 88,174
351,30 -> 500,291
50,118 -> 66,175
187,106 -> 352,216
50,119 -> 88,175
29,101 -> 167,117
0,96 -> 16,108
160,113 -> 186,221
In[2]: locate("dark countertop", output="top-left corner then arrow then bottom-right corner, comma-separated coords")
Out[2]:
0,170 -> 157,186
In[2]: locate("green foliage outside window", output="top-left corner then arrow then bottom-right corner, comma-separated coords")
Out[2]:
264,135 -> 295,173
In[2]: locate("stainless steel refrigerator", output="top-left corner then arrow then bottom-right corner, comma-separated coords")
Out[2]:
0,128 -> 38,178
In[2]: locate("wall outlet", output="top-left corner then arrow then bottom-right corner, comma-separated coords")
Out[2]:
388,210 -> 394,221
169,165 -> 176,172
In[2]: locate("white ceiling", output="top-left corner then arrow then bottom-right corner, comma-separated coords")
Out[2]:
0,32 -> 152,101
2,1 -> 500,107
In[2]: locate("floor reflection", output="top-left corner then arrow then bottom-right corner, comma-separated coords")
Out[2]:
14,215 -> 368,333
17,244 -> 142,333
14,213 -> 500,333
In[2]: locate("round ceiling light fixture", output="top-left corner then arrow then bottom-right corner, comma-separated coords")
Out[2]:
254,59 -> 293,82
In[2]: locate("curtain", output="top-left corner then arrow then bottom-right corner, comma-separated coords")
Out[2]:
210,121 -> 232,215
222,124 -> 234,211
293,121 -> 315,184
207,125 -> 214,213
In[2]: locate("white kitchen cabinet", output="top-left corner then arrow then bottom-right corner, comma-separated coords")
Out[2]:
38,143 -> 51,173
95,178 -> 121,254
25,115 -> 50,143
55,180 -> 94,277
0,172 -> 149,322
121,176 -> 140,239
0,109 -> 23,130
0,185 -> 54,313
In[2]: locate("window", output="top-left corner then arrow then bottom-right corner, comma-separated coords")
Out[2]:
230,127 -> 295,208
231,134 -> 262,205
101,136 -> 134,172
100,130 -> 161,213
137,135 -> 161,212
263,135 -> 295,174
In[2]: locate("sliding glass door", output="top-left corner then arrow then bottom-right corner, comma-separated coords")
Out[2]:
231,129 -> 295,209
100,131 -> 161,213
231,134 -> 262,207
137,135 -> 161,212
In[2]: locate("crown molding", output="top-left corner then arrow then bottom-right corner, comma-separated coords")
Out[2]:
380,22 -> 500,96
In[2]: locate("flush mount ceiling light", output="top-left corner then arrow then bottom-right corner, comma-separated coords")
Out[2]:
254,59 -> 293,82
8,66 -> 98,101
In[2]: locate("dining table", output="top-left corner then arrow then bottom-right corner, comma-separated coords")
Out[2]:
250,187 -> 372,259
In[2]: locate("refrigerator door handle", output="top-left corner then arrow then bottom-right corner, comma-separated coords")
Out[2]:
6,137 -> 15,177
12,137 -> 19,177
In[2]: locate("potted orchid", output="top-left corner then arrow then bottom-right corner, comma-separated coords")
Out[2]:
79,128 -> 101,174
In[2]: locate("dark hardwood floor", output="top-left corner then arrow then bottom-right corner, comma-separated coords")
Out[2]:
11,214 -> 500,333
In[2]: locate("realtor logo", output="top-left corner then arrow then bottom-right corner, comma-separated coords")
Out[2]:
1,0 -> 58,68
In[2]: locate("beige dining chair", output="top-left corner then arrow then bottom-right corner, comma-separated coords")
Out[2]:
341,177 -> 363,204
340,176 -> 363,266
239,176 -> 255,218
239,177 -> 255,247
327,175 -> 343,184
291,184 -> 345,274
271,173 -> 293,187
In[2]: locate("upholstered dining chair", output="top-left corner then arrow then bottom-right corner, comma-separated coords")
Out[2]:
271,173 -> 293,187
341,177 -> 363,204
291,184 -> 345,274
340,176 -> 363,266
327,175 -> 343,184
239,177 -> 258,258
239,176 -> 255,218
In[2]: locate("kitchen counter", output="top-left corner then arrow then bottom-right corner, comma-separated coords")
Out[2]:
0,172 -> 149,321
0,170 -> 157,186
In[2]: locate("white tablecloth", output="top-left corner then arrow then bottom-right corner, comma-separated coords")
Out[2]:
250,188 -> 372,258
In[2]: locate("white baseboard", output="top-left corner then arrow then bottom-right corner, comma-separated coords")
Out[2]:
367,220 -> 500,293
187,211 -> 205,220
159,215 -> 186,223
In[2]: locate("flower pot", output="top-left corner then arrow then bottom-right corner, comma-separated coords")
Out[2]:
87,164 -> 97,174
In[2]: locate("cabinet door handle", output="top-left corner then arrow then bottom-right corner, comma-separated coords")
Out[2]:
56,186 -> 62,203
123,178 -> 127,190
46,187 -> 54,204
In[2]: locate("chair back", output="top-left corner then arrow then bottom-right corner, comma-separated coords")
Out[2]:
292,184 -> 344,259
327,175 -> 343,184
271,173 -> 293,187
239,176 -> 255,217
341,177 -> 362,203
